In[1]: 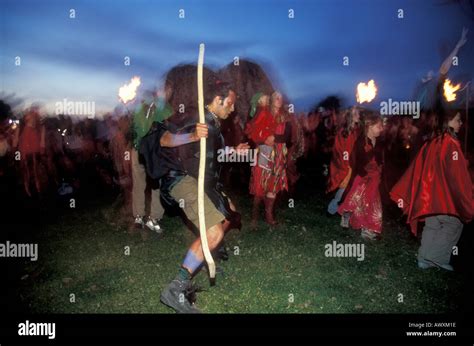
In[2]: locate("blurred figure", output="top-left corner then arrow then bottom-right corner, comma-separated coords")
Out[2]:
221,113 -> 248,189
95,113 -> 114,158
0,116 -> 19,177
82,118 -> 97,162
315,107 -> 337,183
0,126 -> 10,160
18,107 -> 45,196
110,115 -> 132,208
130,91 -> 172,233
286,110 -> 305,195
338,113 -> 384,241
396,117 -> 419,167
327,107 -> 360,215
302,110 -> 320,159
42,118 -> 63,188
64,123 -> 84,162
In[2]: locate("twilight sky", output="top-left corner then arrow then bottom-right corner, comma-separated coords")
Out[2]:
1,0 -> 474,116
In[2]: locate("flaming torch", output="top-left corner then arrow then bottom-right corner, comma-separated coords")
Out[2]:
356,80 -> 378,104
443,79 -> 471,153
118,76 -> 141,115
443,79 -> 461,102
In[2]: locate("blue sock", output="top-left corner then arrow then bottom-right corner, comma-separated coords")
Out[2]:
328,188 -> 345,215
334,187 -> 345,202
181,250 -> 202,276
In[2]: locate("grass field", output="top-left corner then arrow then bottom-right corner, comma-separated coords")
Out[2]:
11,173 -> 471,314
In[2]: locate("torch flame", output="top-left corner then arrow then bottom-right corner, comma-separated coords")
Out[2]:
443,79 -> 461,102
118,76 -> 141,104
356,80 -> 378,104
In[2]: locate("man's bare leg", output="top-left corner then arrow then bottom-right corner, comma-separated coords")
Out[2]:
182,222 -> 224,274
160,222 -> 224,313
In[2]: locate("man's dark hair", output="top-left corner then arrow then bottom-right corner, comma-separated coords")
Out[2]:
164,64 -> 213,112
164,64 -> 233,111
204,74 -> 233,107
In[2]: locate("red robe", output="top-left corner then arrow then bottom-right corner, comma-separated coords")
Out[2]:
338,137 -> 383,233
19,126 -> 41,155
247,107 -> 289,197
245,106 -> 277,144
390,134 -> 474,235
327,128 -> 358,193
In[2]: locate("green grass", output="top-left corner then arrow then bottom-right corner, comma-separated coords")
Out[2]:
16,189 -> 465,314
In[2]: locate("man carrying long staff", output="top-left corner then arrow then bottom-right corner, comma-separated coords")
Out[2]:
142,45 -> 246,313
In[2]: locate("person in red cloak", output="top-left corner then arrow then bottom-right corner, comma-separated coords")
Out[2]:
390,111 -> 473,271
338,113 -> 384,241
327,106 -> 360,214
246,93 -> 276,228
246,91 -> 290,227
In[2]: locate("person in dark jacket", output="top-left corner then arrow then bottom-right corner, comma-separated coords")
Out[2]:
139,76 -> 249,313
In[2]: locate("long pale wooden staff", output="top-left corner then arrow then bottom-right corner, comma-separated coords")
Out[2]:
197,43 -> 216,280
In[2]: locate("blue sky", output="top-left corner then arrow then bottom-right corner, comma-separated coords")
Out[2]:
1,0 -> 473,115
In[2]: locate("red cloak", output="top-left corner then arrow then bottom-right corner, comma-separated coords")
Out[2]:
390,134 -> 474,235
327,128 -> 358,193
245,106 -> 277,144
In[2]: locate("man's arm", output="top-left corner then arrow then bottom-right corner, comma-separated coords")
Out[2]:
439,27 -> 468,76
160,123 -> 208,147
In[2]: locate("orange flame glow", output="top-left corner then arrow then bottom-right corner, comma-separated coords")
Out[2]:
118,76 -> 141,104
356,80 -> 378,104
443,79 -> 461,102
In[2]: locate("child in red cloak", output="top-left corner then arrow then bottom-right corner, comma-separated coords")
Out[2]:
327,107 -> 360,214
390,111 -> 473,271
338,113 -> 384,240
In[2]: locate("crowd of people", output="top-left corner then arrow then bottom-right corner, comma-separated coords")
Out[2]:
1,29 -> 473,313
1,84 -> 472,234
1,86 -> 473,311
0,105 -> 134,200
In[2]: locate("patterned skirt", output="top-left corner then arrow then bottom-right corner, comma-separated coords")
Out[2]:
249,143 -> 288,197
338,170 -> 382,233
